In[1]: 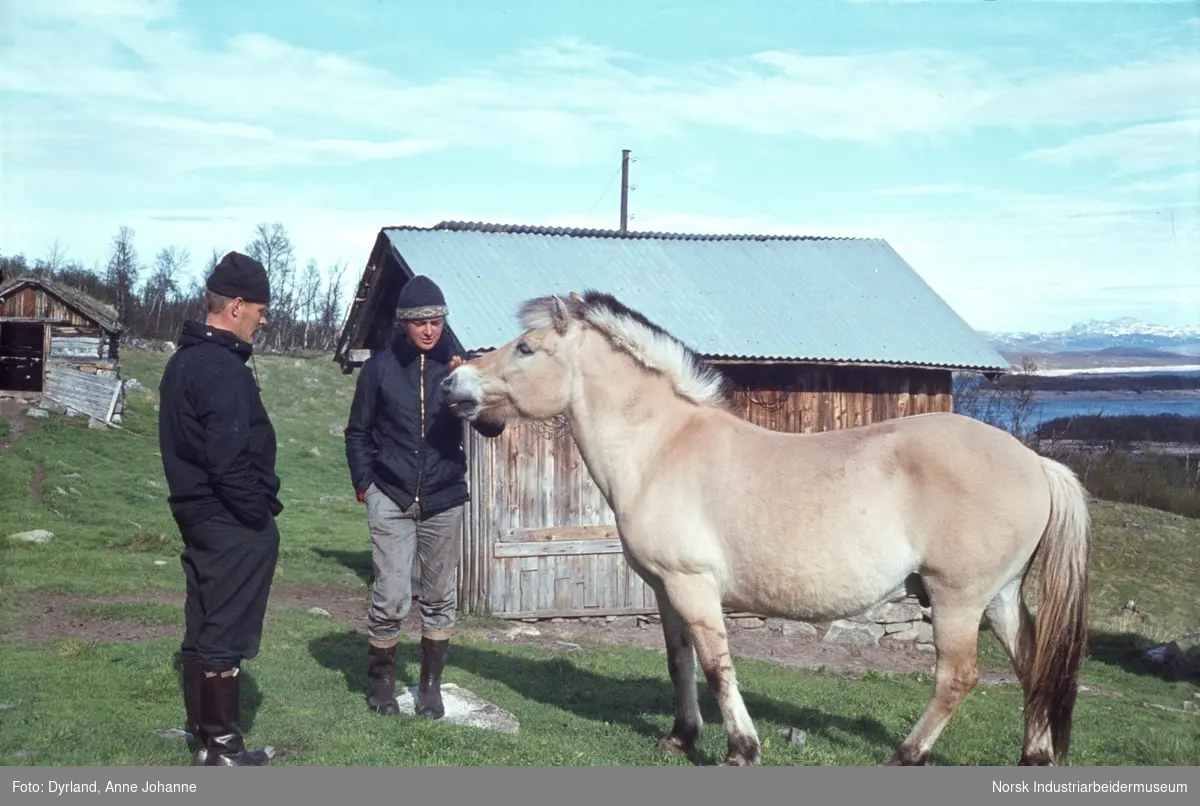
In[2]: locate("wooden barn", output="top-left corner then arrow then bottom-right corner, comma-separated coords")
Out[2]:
0,275 -> 126,423
333,221 -> 1010,620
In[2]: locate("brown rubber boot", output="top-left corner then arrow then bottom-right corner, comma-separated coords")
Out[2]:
366,644 -> 400,715
415,638 -> 449,719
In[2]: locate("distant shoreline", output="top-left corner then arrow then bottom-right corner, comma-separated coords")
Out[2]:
1033,388 -> 1200,399
1032,364 -> 1200,377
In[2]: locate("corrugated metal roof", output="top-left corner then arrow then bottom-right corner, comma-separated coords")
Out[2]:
376,221 -> 1009,372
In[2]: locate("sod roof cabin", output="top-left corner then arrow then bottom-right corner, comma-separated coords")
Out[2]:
0,275 -> 126,423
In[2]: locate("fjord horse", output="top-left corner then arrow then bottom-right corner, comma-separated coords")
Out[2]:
440,290 -> 1091,768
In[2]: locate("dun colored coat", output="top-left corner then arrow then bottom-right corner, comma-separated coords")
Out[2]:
441,290 -> 1091,768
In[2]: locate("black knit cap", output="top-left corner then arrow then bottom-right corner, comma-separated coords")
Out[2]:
395,275 -> 448,321
206,251 -> 271,304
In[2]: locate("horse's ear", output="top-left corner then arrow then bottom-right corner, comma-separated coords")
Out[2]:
569,290 -> 583,302
551,295 -> 571,334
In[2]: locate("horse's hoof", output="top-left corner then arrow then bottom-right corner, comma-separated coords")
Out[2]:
657,734 -> 694,757
719,755 -> 757,767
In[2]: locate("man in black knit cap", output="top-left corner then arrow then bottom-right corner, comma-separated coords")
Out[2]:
345,274 -> 505,719
159,251 -> 281,766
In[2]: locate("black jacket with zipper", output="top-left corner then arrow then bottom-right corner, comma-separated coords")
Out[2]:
158,320 -> 283,532
344,332 -> 505,519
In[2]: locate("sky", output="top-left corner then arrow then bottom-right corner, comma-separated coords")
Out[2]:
1,0 -> 1197,335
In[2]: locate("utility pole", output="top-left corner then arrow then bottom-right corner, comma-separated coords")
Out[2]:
619,149 -> 631,231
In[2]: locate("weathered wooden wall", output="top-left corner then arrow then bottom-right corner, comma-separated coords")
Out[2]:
460,421 -> 656,618
43,366 -> 124,422
719,363 -> 953,433
458,363 -> 955,618
0,285 -> 102,328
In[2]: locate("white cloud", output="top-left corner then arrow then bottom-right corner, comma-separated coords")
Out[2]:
1020,119 -> 1200,173
3,1 -> 1197,167
2,1 -> 1198,333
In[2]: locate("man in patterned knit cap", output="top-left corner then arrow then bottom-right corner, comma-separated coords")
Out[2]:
344,275 -> 505,718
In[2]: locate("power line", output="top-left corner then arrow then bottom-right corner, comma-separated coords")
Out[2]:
586,164 -> 624,217
634,155 -> 795,224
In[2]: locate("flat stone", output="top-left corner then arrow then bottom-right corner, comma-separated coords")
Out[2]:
391,684 -> 519,734
822,620 -> 884,646
9,529 -> 53,543
870,602 -> 924,623
914,622 -> 934,644
765,618 -> 818,637
882,626 -> 920,641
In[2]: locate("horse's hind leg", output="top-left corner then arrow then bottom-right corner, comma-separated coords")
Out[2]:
884,600 -> 983,766
984,577 -> 1034,698
656,597 -> 704,758
661,572 -> 760,766
984,576 -> 1053,766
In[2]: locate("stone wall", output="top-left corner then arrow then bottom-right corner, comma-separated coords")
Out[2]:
526,591 -> 936,653
741,595 -> 934,651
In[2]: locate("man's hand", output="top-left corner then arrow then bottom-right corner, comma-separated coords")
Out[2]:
356,490 -> 366,504
448,355 -> 465,371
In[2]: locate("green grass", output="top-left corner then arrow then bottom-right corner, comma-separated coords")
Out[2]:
1,348 -> 1197,766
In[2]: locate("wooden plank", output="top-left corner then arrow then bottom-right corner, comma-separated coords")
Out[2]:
500,524 -> 619,543
103,380 -> 122,423
49,336 -> 102,359
43,366 -> 123,421
494,538 -> 624,558
496,606 -> 663,619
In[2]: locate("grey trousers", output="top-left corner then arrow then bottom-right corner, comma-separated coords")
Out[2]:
363,483 -> 463,646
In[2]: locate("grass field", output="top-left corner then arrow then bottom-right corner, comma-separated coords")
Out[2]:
1,348 -> 1196,767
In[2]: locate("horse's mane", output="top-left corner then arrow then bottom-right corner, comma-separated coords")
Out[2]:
517,290 -> 731,409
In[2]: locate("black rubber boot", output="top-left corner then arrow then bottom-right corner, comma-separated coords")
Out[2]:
181,658 -> 207,765
366,644 -> 400,716
415,638 -> 448,719
197,666 -> 271,766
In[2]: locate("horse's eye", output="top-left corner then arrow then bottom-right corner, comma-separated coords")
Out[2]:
516,341 -> 533,356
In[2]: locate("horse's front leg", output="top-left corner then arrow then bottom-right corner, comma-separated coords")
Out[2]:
656,596 -> 703,758
661,572 -> 761,766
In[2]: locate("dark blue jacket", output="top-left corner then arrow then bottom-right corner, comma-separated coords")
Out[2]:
344,332 -> 504,518
158,320 -> 283,531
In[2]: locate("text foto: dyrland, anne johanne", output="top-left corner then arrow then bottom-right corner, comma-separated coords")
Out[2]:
14,779 -> 198,794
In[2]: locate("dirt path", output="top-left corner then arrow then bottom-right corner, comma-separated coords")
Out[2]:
2,581 -> 1025,685
0,397 -> 31,453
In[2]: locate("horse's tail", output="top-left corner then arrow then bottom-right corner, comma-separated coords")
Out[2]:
1024,455 -> 1092,764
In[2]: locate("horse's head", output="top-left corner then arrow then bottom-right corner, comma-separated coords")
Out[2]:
441,293 -> 583,424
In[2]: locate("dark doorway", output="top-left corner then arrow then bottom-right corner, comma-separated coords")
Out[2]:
0,322 -> 46,393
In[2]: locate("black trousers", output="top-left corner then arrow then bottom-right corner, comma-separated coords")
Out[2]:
178,510 -> 280,669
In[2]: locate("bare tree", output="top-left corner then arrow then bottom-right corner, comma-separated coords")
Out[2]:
104,226 -> 141,326
141,246 -> 190,337
4,224 -> 354,356
953,354 -> 1044,445
245,222 -> 297,350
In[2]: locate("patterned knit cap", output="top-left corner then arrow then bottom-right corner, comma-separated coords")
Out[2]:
395,275 -> 448,321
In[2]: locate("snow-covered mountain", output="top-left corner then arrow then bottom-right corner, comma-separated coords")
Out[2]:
983,318 -> 1200,356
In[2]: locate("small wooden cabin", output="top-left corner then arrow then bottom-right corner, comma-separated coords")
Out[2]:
0,276 -> 126,422
334,221 -> 1010,620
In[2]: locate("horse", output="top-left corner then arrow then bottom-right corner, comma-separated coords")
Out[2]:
440,289 -> 1091,768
